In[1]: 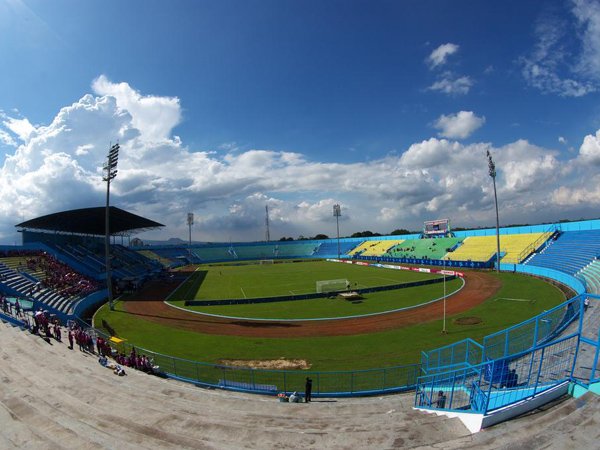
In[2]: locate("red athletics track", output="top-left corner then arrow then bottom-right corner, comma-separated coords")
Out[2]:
123,269 -> 501,338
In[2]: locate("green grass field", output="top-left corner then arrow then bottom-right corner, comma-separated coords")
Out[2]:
94,270 -> 567,371
167,261 -> 459,319
171,260 -> 443,300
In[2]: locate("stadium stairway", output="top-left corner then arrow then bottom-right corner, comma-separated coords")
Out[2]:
421,392 -> 600,449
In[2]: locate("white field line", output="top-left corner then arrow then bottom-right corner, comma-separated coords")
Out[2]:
494,297 -> 534,302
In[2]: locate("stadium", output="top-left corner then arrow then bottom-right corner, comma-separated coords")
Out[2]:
1,205 -> 599,448
3,2 -> 600,447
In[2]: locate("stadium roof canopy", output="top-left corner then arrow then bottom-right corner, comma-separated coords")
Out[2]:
15,207 -> 164,236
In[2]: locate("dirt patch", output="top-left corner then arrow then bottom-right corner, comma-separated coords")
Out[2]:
218,358 -> 311,370
454,316 -> 482,325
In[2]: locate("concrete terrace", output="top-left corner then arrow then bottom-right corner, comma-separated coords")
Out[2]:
1,319 -> 600,449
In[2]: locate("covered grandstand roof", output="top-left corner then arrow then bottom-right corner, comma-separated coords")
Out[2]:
15,207 -> 164,236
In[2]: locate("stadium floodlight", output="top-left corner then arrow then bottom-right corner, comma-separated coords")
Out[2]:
187,212 -> 194,247
103,143 -> 119,311
487,150 -> 501,273
333,204 -> 341,259
442,258 -> 447,334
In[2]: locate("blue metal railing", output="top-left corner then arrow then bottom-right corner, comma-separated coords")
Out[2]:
416,333 -> 579,414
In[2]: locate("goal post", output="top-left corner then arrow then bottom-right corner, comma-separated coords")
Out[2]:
316,279 -> 350,293
259,259 -> 275,265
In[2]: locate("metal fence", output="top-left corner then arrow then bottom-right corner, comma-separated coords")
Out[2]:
421,338 -> 483,374
83,323 -> 421,397
415,333 -> 579,414
421,295 -> 584,375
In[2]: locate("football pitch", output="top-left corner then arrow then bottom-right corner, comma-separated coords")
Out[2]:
96,269 -> 568,371
171,260 -> 443,300
166,260 -> 459,319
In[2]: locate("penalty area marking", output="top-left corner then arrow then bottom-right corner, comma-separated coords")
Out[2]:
240,287 -> 247,299
494,297 -> 535,303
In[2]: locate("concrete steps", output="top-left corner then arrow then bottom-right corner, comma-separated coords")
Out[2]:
3,317 -> 599,449
0,320 -> 471,448
423,393 -> 600,450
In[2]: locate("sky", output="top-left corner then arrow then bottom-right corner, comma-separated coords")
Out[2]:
1,0 -> 600,244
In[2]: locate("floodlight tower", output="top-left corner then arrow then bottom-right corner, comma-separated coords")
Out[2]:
265,205 -> 271,242
442,258 -> 447,334
187,213 -> 194,247
333,204 -> 341,259
487,150 -> 501,273
103,143 -> 119,311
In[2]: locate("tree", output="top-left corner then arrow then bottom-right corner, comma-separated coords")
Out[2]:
312,234 -> 329,240
390,228 -> 411,235
351,231 -> 381,238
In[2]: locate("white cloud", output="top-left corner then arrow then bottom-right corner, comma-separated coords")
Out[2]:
92,75 -> 181,142
434,111 -> 485,139
427,43 -> 459,68
1,76 -> 600,243
577,129 -> 600,165
3,117 -> 35,142
427,73 -> 473,95
558,136 -> 567,144
520,0 -> 600,97
571,0 -> 600,79
0,129 -> 17,147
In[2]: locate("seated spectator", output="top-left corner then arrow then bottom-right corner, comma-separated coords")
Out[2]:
436,391 -> 447,408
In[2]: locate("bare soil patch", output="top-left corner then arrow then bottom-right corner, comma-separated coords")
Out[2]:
454,316 -> 482,325
218,358 -> 311,370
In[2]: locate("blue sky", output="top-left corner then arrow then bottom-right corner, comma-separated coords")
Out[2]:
1,0 -> 600,244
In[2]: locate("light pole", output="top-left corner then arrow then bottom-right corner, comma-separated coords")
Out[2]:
103,143 -> 119,311
333,204 -> 341,259
487,150 -> 501,273
442,258 -> 447,334
187,213 -> 194,247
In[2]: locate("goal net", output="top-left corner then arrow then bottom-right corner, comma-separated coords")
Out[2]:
260,259 -> 274,265
316,279 -> 350,293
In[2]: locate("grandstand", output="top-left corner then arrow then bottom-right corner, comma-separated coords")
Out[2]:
579,260 -> 600,294
443,235 -> 497,263
526,230 -> 600,275
357,239 -> 406,256
388,237 -> 462,260
348,239 -> 405,257
145,240 -> 359,264
442,232 -> 551,264
136,249 -> 176,268
498,231 -> 554,264
0,253 -> 98,314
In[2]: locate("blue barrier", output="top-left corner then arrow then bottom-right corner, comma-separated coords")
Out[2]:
500,263 -> 586,294
356,255 -> 491,269
416,333 -> 579,414
0,311 -> 28,329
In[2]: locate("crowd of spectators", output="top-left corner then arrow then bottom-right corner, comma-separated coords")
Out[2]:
113,347 -> 158,374
24,254 -> 99,298
1,302 -> 161,379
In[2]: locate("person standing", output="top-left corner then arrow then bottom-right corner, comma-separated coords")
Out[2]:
305,377 -> 313,403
